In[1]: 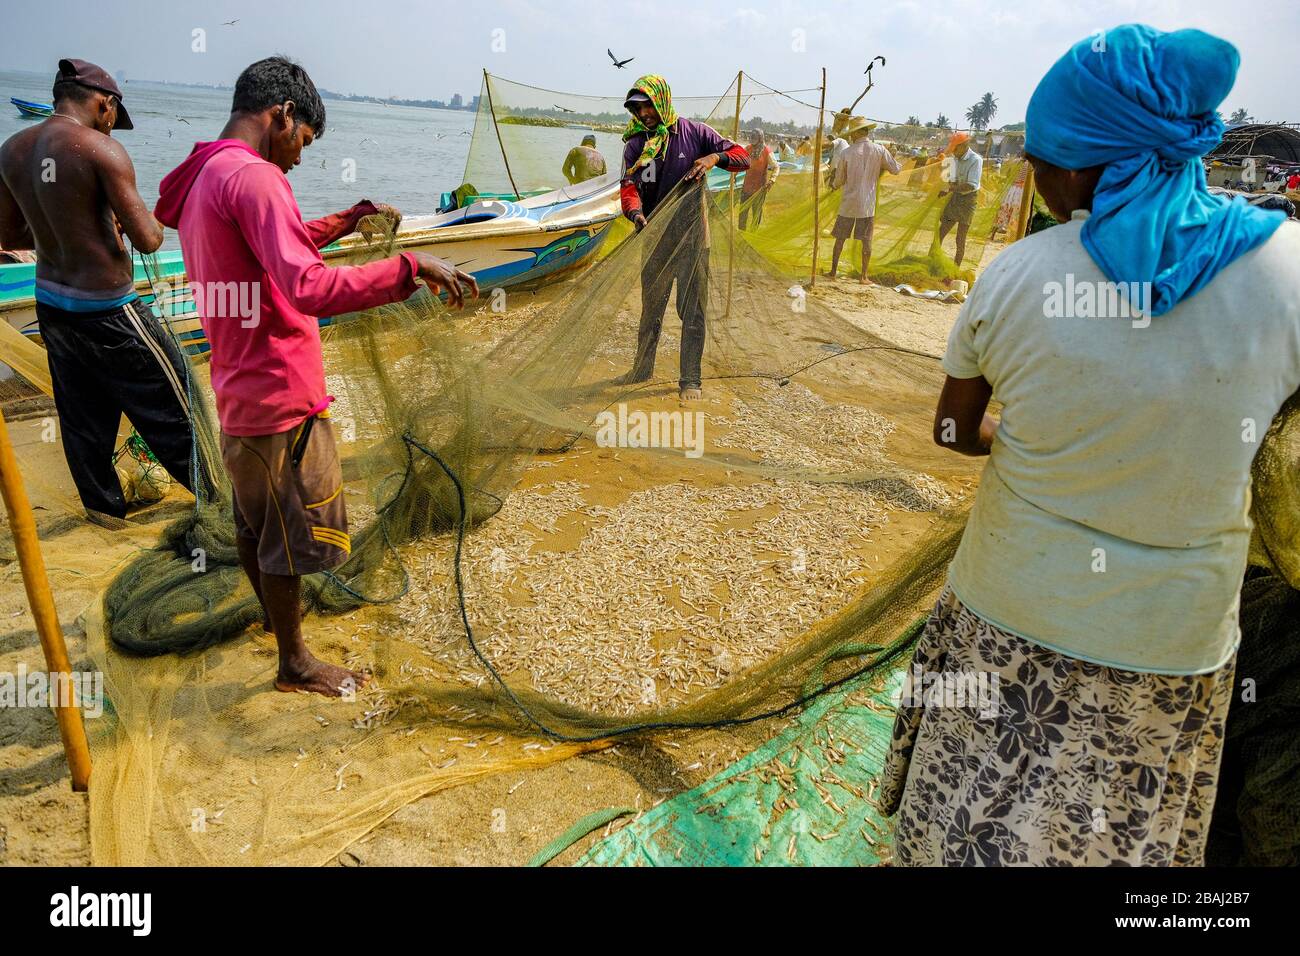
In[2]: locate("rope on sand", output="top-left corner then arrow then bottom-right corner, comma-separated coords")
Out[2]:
527,806 -> 636,867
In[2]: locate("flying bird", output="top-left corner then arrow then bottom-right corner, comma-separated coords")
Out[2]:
175,116 -> 191,125
847,54 -> 889,112
554,104 -> 576,113
359,137 -> 378,147
607,49 -> 635,69
221,19 -> 239,26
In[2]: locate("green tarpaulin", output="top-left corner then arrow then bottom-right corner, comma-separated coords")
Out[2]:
580,668 -> 904,866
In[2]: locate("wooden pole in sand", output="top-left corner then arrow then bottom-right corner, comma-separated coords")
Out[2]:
0,408 -> 91,791
483,70 -> 521,201
725,70 -> 742,319
1013,161 -> 1037,241
810,67 -> 827,289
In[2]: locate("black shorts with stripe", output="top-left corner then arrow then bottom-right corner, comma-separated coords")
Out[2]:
36,297 -> 196,520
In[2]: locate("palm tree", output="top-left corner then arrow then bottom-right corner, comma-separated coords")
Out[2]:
906,114 -> 921,127
934,113 -> 950,129
980,92 -> 998,128
965,92 -> 999,132
1228,107 -> 1252,124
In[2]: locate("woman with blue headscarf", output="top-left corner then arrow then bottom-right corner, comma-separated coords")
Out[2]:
878,24 -> 1300,866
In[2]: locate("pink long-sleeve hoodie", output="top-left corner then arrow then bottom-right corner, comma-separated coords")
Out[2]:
156,140 -> 421,436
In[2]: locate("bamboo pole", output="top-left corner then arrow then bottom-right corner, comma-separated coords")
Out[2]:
1013,162 -> 1037,241
725,70 -> 742,319
0,320 -> 54,397
483,70 -> 522,201
0,408 -> 91,791
810,67 -> 827,289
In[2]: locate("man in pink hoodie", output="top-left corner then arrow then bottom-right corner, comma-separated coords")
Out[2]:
156,56 -> 477,697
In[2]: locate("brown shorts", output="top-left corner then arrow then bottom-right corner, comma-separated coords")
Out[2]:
832,215 -> 874,241
220,413 -> 349,577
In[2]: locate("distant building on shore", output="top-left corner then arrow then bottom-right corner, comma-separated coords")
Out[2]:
1206,123 -> 1300,190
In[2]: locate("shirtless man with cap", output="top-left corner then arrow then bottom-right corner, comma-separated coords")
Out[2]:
0,58 -> 206,523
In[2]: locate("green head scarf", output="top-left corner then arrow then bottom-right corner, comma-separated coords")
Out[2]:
622,74 -> 678,172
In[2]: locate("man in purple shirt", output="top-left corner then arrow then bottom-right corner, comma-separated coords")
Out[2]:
617,75 -> 749,401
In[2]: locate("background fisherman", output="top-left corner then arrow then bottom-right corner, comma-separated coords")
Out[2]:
827,116 -> 900,283
937,130 -> 983,267
616,74 -> 749,402
563,133 -> 606,185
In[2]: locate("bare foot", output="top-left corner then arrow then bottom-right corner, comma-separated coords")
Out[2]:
679,386 -> 702,402
275,654 -> 370,697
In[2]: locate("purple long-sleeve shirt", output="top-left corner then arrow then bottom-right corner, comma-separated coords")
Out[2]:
620,118 -> 749,220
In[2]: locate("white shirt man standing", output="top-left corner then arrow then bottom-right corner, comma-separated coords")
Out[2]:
827,117 -> 900,283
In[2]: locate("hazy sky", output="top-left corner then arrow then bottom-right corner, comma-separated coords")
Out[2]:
2,0 -> 1294,125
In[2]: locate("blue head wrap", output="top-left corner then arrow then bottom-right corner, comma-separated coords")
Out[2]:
1025,24 -> 1285,316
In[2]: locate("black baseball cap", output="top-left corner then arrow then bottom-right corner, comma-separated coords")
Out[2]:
55,58 -> 133,129
624,89 -> 652,111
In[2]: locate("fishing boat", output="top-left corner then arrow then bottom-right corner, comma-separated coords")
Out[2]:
10,97 -> 53,119
1,173 -> 620,357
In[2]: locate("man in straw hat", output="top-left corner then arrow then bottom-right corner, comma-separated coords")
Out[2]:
937,130 -> 983,267
826,116 -> 900,283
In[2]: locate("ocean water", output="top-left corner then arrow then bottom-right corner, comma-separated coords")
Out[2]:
1,69 -> 480,248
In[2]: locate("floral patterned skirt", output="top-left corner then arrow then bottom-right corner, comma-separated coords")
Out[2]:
879,585 -> 1235,866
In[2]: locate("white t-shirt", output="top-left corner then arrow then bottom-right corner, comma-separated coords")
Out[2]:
944,211 -> 1300,674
